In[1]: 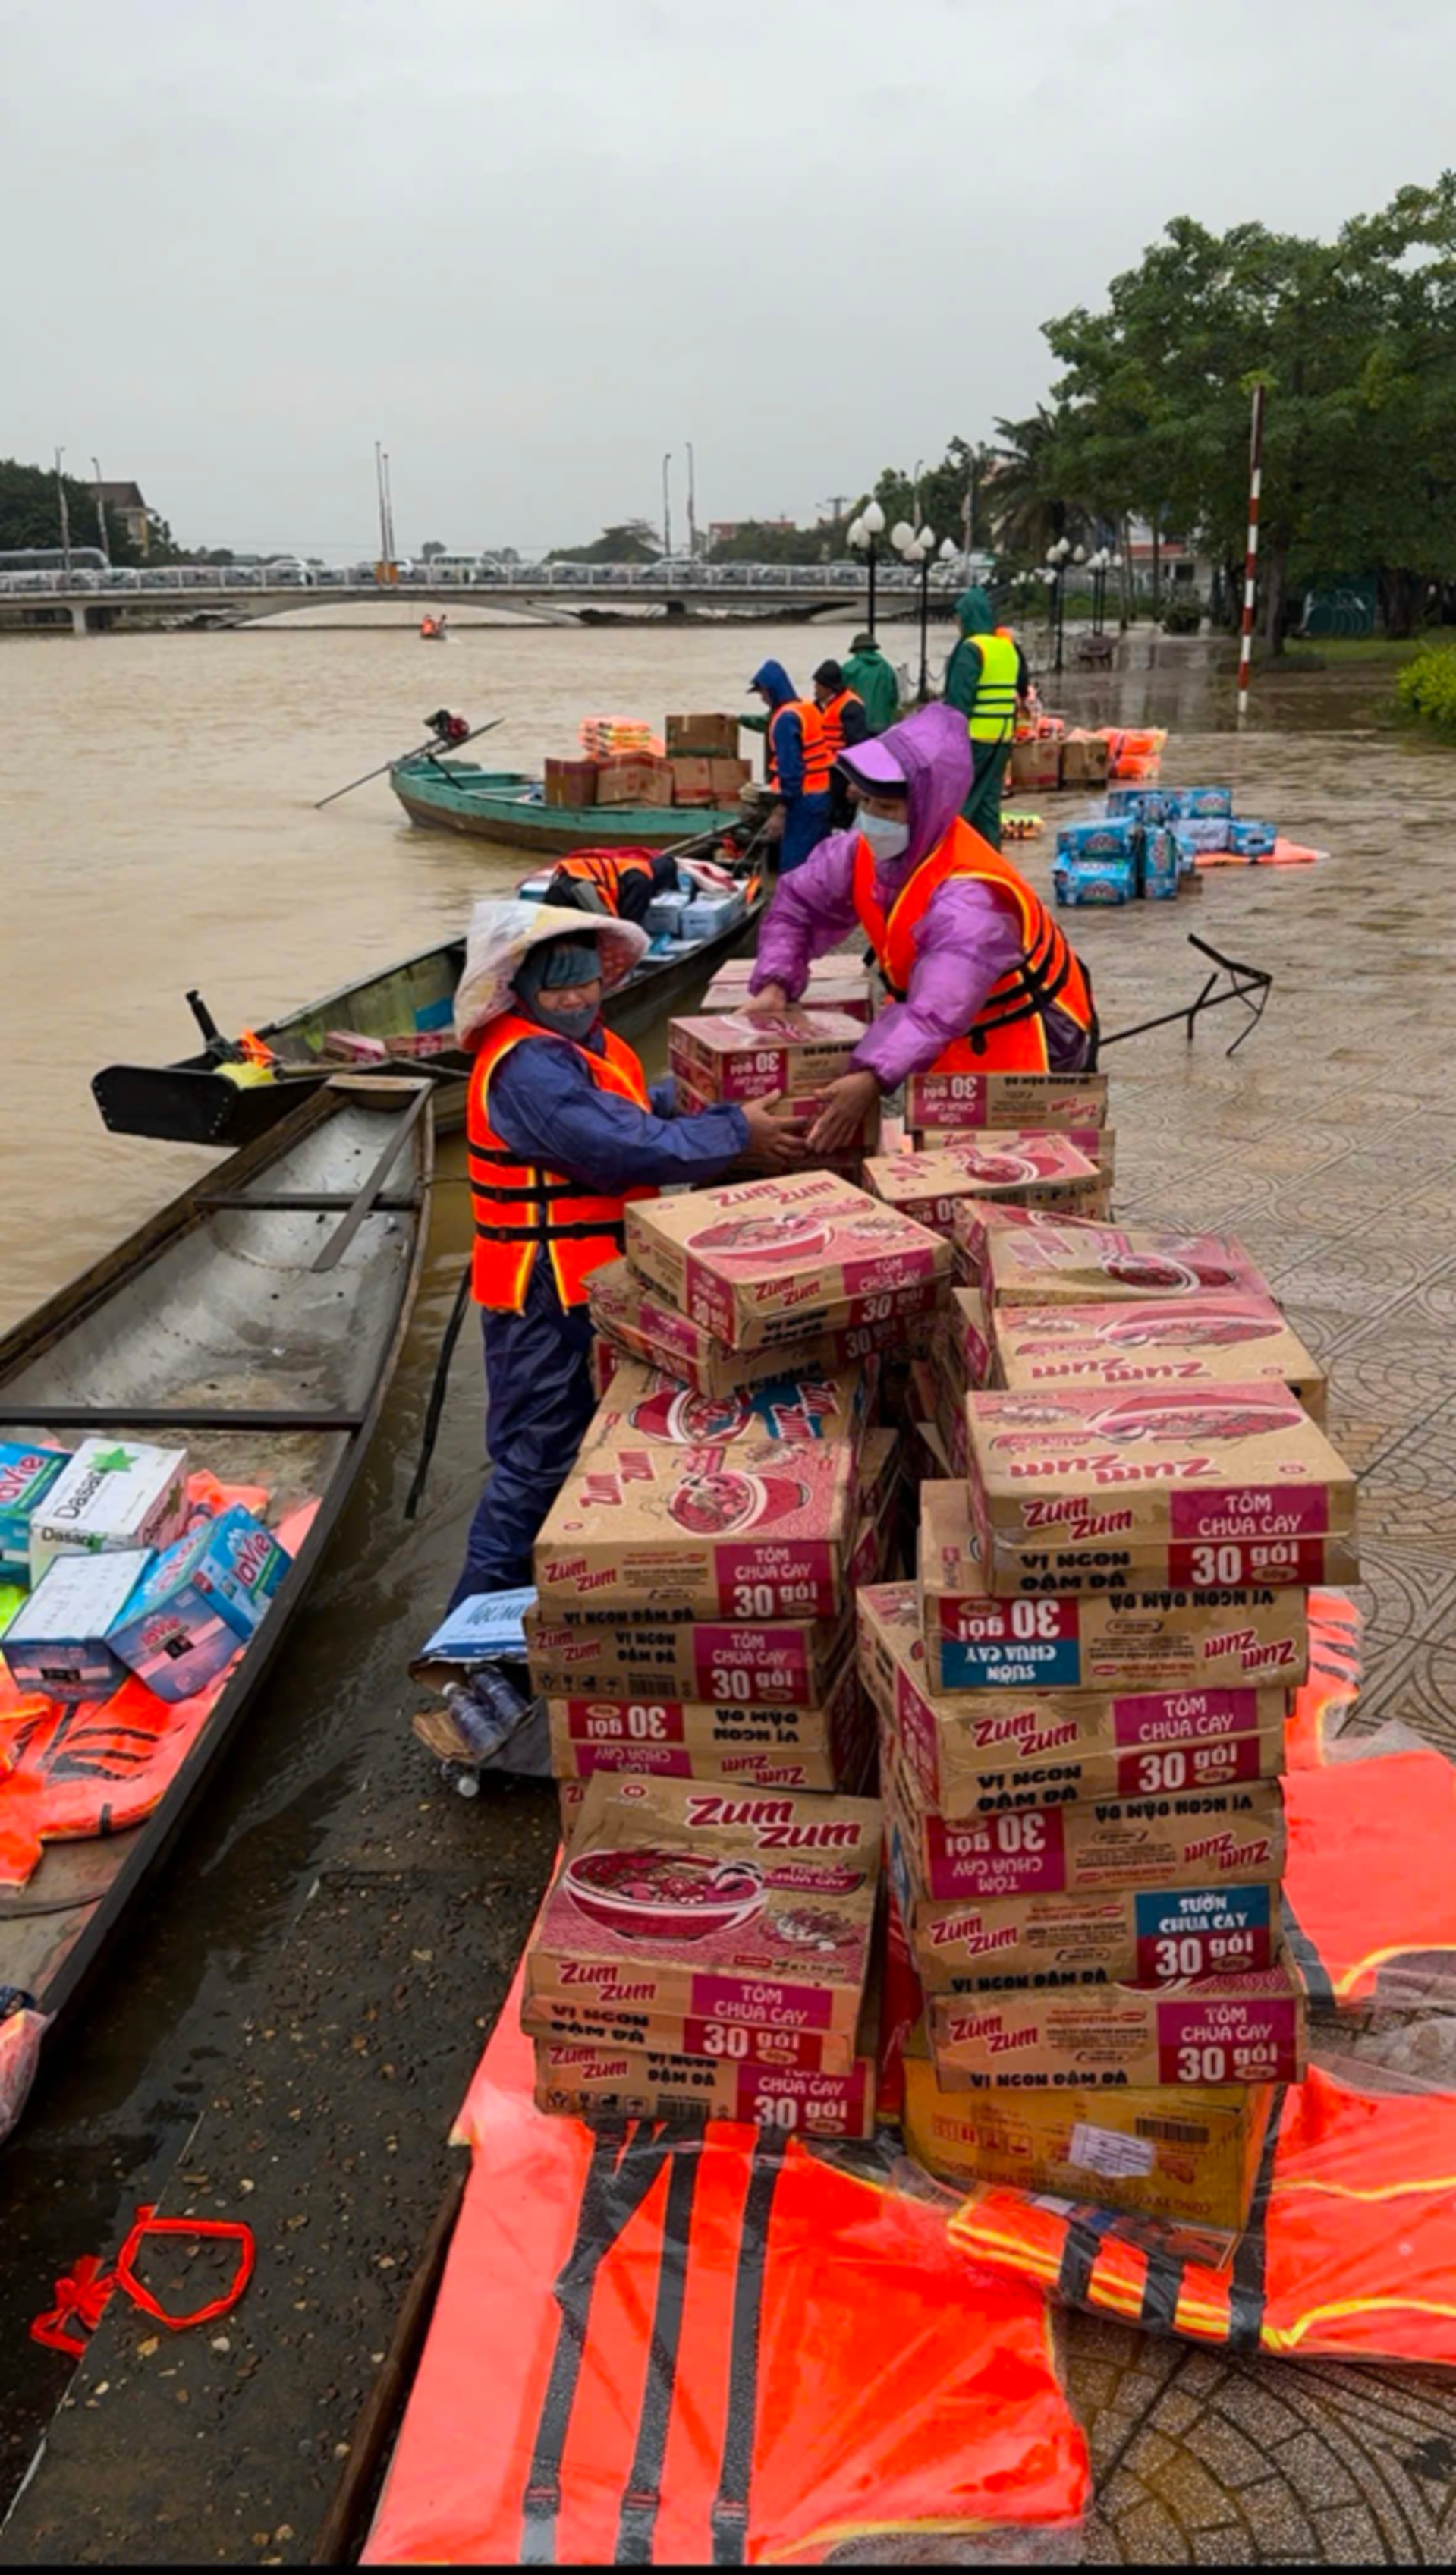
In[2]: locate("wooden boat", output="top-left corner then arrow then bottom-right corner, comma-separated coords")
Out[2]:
92,877 -> 766,1150
390,754 -> 744,854
0,1077 -> 432,2043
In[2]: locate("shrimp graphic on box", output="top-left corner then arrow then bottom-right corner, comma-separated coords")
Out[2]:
666,1445 -> 810,1538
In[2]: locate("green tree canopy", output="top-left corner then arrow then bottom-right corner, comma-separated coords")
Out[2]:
0,457 -> 143,563
548,519 -> 662,563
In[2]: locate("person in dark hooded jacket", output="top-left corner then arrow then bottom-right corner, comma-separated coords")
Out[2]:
744,704 -> 1093,1151
747,659 -> 832,872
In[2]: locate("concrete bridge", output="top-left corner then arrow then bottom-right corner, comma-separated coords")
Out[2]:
0,559 -> 975,634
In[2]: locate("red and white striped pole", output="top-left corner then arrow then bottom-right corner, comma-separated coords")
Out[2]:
1237,383 -> 1266,723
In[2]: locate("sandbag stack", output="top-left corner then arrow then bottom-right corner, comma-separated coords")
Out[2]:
866,1199 -> 1357,2232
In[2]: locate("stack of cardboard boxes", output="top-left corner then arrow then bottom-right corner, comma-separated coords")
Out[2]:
669,1006 -> 882,1171
520,1161 -> 954,2135
542,713 -> 752,812
864,1199 -> 1356,2231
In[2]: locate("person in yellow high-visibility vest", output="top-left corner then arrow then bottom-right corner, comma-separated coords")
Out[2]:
942,588 -> 1030,850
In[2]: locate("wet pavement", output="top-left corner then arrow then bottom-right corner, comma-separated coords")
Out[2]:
5,644 -> 1456,2561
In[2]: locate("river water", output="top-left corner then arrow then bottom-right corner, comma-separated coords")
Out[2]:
0,619 -> 1436,2542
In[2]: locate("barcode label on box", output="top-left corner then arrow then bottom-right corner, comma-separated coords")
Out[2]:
1068,2122 -> 1156,2180
1134,2116 -> 1211,2144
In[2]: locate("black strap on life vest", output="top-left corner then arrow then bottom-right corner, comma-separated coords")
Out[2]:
521,2125 -> 675,2564
1278,1893 -> 1334,2010
1225,2089 -> 1287,2353
615,2146 -> 703,2564
1056,2202 -> 1126,2307
469,1144 -> 627,1250
710,2133 -> 785,2566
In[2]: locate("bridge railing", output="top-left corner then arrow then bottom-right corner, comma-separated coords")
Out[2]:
0,558 -> 973,599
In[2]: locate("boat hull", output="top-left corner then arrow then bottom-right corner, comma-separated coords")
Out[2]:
0,1078 -> 433,2041
390,759 -> 743,854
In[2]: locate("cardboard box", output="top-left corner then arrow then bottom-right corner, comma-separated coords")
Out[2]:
927,1969 -> 1306,2091
847,1424 -> 902,1593
904,2054 -> 1271,2229
667,754 -> 716,806
2,1547 -> 152,1701
703,955 -> 874,1023
0,1443 -> 70,1582
965,1380 -> 1357,1592
624,1172 -> 949,1355
993,1295 -> 1327,1426
543,757 -> 598,810
904,1072 -> 1108,1135
1055,854 -> 1135,907
886,1740 -> 1285,1905
1058,735 -> 1111,789
524,1771 -> 882,2047
587,1258 -> 910,1399
893,1856 -> 1282,1995
522,1986 -> 861,2072
547,1651 -> 870,1792
1011,739 -> 1061,793
863,1136 -> 1107,1233
108,1506 -> 290,1702
914,1125 -> 1115,1180
919,1480 -> 1310,1693
668,1008 -> 867,1105
666,713 -> 741,759
579,1352 -> 875,1462
533,2037 -> 874,2136
858,1580 -> 1286,1822
673,1070 -> 879,1158
596,755 -> 675,808
709,757 -> 752,799
526,1601 -> 851,1705
936,1286 -> 995,1392
533,1434 -> 858,1618
29,1437 -> 190,1579
954,1209 -> 1271,1307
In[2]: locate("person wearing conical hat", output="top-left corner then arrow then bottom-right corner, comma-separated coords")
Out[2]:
445,899 -> 800,1617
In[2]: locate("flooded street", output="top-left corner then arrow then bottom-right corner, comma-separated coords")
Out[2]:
4,620 -> 1456,2561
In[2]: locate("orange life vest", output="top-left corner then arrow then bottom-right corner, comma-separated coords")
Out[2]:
817,686 -> 863,762
550,849 -> 657,916
363,1996 -> 1090,2564
467,1015 -> 652,1313
767,698 -> 832,798
852,818 -> 1096,1071
951,2064 -> 1456,2363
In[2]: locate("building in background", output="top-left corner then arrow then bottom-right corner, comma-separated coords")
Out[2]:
96,481 -> 150,554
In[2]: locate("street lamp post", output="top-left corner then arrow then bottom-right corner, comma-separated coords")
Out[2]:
893,521 -> 942,702
54,447 -> 72,579
91,457 -> 111,567
847,499 -> 885,637
662,452 -> 672,562
1042,536 -> 1074,675
684,442 -> 697,560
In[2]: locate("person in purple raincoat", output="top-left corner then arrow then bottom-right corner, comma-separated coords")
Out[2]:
744,704 -> 1095,1154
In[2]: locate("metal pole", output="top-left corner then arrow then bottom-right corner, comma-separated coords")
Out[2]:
55,447 -> 72,578
662,452 -> 671,561
917,556 -> 931,702
1053,569 -> 1065,677
91,457 -> 111,567
685,442 -> 697,560
382,452 -> 396,564
1237,382 -> 1266,725
867,537 -> 877,640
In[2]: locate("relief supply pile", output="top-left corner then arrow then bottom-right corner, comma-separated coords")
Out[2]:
872,1198 -> 1363,2234
544,711 -> 751,814
1052,786 -> 1323,901
522,1144 -> 958,2136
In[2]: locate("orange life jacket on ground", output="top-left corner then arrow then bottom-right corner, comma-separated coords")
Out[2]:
950,2063 -> 1456,2364
363,1994 -> 1089,2564
550,850 -> 657,916
852,819 -> 1096,1072
817,687 -> 863,762
767,699 -> 832,798
467,1015 -> 652,1313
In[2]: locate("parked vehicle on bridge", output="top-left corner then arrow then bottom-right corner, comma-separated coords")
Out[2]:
266,556 -> 315,585
0,546 -> 108,574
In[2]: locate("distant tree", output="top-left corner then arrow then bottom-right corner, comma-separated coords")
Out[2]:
420,539 -> 448,562
707,518 -> 852,563
548,520 -> 662,564
0,455 -> 142,563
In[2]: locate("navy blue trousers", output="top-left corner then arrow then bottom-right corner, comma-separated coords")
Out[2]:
447,1264 -> 596,1612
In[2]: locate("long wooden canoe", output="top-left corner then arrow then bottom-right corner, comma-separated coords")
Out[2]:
91,883 -> 766,1151
0,1077 -> 432,2051
389,756 -> 744,853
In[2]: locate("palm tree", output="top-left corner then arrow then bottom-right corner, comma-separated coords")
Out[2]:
988,408 -> 1093,561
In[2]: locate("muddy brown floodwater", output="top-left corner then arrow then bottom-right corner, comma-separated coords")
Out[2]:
2,623 -> 1453,2563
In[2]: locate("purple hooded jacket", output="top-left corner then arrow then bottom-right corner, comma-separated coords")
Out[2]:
749,703 -> 1090,1090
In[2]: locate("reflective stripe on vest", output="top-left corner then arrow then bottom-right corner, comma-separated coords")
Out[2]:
950,2063 -> 1456,2363
552,850 -> 656,915
767,699 -> 832,797
966,630 -> 1020,744
851,817 -> 1094,1072
818,687 -> 863,761
467,1013 -> 651,1312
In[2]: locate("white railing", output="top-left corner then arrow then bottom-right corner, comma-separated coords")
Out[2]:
0,559 -> 972,599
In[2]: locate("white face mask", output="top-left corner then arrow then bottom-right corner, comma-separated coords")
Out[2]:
857,807 -> 910,862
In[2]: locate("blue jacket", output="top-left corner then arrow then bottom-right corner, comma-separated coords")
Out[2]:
487,1025 -> 748,1195
750,658 -> 814,798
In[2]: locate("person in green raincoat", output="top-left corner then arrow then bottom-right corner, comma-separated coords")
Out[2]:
841,631 -> 901,737
942,587 -> 1030,850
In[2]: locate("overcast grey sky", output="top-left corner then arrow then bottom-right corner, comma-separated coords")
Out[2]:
7,0 -> 1452,558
